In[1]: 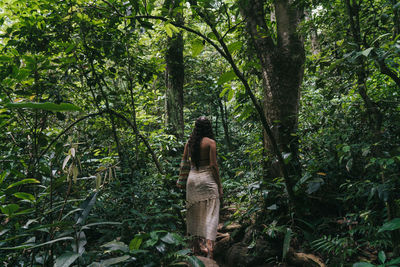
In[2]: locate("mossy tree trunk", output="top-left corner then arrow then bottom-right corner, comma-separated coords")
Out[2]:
241,0 -> 305,202
165,0 -> 184,140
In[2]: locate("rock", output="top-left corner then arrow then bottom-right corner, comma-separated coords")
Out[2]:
225,222 -> 242,231
225,242 -> 249,267
287,249 -> 326,267
196,256 -> 219,267
214,233 -> 232,261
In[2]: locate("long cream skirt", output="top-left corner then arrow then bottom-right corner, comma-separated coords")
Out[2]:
186,166 -> 219,241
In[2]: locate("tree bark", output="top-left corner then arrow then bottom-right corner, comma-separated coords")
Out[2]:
165,0 -> 184,139
241,0 -> 305,190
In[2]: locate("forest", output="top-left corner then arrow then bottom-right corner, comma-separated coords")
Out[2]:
0,0 -> 400,266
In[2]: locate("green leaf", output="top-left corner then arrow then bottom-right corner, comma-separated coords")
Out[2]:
168,23 -> 179,33
30,237 -> 74,249
7,179 -> 40,189
378,251 -> 386,264
361,47 -> 373,57
352,263 -> 375,267
282,228 -> 292,259
165,23 -> 173,37
217,70 -> 236,85
227,87 -> 234,101
0,237 -> 74,250
81,222 -> 121,229
101,241 -> 129,253
55,252 -> 80,267
387,257 -> 400,265
0,172 -> 7,184
227,41 -> 243,53
101,255 -> 130,266
282,152 -> 292,164
219,87 -> 230,98
76,192 -> 97,225
342,145 -> 351,153
13,192 -> 35,203
65,43 -> 76,54
129,236 -> 142,250
160,232 -> 182,245
176,249 -> 191,256
185,255 -> 205,267
71,231 -> 86,255
378,218 -> 400,232
0,55 -> 12,62
6,102 -> 81,112
1,204 -> 19,216
192,40 -> 204,57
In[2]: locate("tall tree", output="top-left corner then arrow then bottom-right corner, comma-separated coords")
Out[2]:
240,0 -> 305,192
164,0 -> 185,139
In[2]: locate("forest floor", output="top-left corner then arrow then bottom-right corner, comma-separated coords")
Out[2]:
190,204 -> 327,267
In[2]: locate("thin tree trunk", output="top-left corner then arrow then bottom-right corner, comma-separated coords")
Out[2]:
345,0 -> 382,132
218,95 -> 231,149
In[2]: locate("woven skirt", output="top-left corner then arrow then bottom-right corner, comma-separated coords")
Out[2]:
186,166 -> 219,241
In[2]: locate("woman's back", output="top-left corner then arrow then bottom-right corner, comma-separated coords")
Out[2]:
196,137 -> 213,167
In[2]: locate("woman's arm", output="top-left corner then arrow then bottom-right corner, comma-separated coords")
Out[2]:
176,142 -> 189,189
209,140 -> 223,197
182,142 -> 189,161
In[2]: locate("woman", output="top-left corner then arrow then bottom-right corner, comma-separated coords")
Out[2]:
178,116 -> 223,258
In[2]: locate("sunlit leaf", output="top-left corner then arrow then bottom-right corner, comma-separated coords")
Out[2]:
7,179 -> 40,189
217,70 -> 236,85
192,39 -> 204,57
13,192 -> 35,203
129,236 -> 142,250
227,41 -> 243,53
219,87 -> 230,98
165,23 -> 173,37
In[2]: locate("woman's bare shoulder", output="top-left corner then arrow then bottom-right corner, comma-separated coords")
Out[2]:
202,137 -> 216,146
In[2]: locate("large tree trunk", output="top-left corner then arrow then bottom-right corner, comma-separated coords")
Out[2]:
241,0 -> 305,193
165,1 -> 184,139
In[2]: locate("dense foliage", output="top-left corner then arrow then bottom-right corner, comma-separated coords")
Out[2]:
0,0 -> 399,266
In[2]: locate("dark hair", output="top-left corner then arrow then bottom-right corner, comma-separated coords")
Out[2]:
188,116 -> 215,169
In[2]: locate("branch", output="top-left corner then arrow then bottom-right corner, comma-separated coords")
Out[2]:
37,110 -> 164,175
106,109 -> 164,174
221,20 -> 245,40
377,58 -> 400,87
38,112 -> 103,163
128,15 -> 228,59
102,0 -> 124,17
